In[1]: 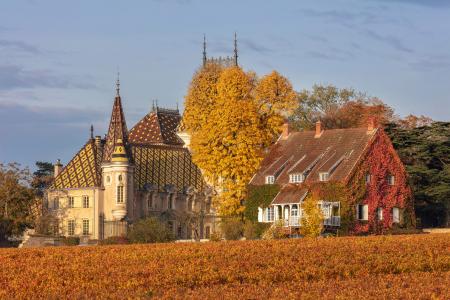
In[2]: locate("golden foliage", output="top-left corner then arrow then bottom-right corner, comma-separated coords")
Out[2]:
300,196 -> 324,237
183,66 -> 297,215
182,62 -> 223,133
1,234 -> 449,298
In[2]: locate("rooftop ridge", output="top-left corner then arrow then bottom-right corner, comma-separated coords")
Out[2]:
156,107 -> 180,115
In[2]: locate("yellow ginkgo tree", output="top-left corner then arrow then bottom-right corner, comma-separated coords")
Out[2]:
183,63 -> 297,216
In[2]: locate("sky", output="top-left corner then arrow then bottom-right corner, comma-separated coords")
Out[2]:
1,0 -> 450,170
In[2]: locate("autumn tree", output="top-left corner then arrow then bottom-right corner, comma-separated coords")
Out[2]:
0,163 -> 36,240
182,62 -> 223,133
255,71 -> 297,146
300,197 -> 324,238
290,84 -> 396,130
184,65 -> 297,216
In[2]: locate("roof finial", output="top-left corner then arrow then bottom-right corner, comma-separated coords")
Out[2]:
152,100 -> 156,112
115,71 -> 120,96
203,34 -> 207,67
234,32 -> 238,67
176,101 -> 179,111
90,124 -> 94,139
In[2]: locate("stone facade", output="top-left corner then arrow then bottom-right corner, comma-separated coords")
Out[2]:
46,82 -> 217,240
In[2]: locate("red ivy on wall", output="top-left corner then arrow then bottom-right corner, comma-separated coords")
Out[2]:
348,130 -> 414,234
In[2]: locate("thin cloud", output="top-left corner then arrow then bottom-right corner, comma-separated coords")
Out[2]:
0,39 -> 41,54
0,64 -> 96,90
306,49 -> 354,62
240,39 -> 274,55
365,30 -> 413,53
373,0 -> 450,8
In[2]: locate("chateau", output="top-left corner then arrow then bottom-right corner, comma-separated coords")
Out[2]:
46,81 -> 216,241
251,120 -> 415,234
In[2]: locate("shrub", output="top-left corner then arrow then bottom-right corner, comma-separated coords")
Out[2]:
300,197 -> 324,238
220,218 -> 243,240
209,232 -> 222,242
262,220 -> 285,240
60,236 -> 80,246
99,236 -> 129,245
243,221 -> 271,240
127,218 -> 175,244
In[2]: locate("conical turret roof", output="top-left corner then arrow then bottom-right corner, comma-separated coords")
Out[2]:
102,80 -> 130,162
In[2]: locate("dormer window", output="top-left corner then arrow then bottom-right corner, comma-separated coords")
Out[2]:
265,175 -> 275,184
319,172 -> 329,182
387,175 -> 395,186
289,173 -> 304,183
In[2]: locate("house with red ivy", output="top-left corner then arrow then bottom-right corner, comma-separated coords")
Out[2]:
249,119 -> 414,234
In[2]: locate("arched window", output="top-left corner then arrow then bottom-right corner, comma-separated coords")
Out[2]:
117,185 -> 124,203
118,174 -> 123,182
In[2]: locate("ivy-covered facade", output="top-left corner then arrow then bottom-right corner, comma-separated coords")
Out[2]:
249,120 -> 414,235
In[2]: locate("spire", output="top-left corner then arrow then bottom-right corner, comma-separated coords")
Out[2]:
102,77 -> 129,162
115,72 -> 120,97
234,32 -> 238,67
203,34 -> 207,67
90,124 -> 94,139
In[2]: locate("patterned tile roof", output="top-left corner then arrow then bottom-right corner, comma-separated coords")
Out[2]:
50,139 -> 102,189
131,144 -> 204,192
251,127 -> 377,186
103,95 -> 130,162
129,108 -> 184,146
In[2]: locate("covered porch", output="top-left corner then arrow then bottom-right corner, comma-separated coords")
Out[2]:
257,187 -> 341,227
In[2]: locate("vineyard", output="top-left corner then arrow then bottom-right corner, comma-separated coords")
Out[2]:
0,234 -> 449,299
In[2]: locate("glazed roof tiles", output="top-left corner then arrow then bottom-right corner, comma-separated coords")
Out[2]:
50,139 -> 102,189
103,95 -> 129,162
129,108 -> 184,146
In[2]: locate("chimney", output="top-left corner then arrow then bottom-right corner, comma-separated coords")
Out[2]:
367,117 -> 376,132
54,159 -> 63,178
281,122 -> 290,140
314,121 -> 323,138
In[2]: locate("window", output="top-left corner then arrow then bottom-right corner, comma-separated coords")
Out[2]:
118,174 -> 123,182
291,205 -> 298,217
392,207 -> 400,223
168,194 -> 173,209
205,198 -> 212,214
357,204 -> 368,221
68,220 -> 75,236
53,198 -> 59,209
205,226 -> 211,239
105,176 -> 111,185
265,175 -> 275,184
267,206 -> 274,221
68,196 -> 74,208
387,175 -> 395,186
289,173 -> 304,183
177,225 -> 183,238
82,196 -> 89,208
117,185 -> 124,203
366,173 -> 371,184
319,172 -> 329,182
147,195 -> 153,210
82,219 -> 89,235
377,207 -> 383,220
